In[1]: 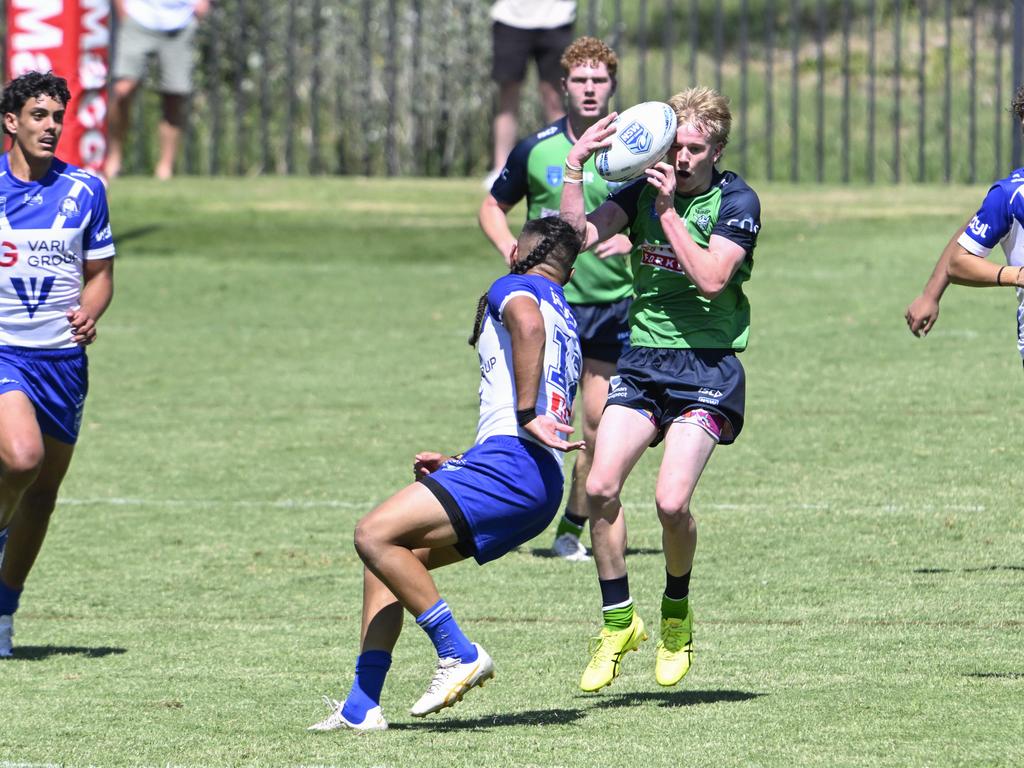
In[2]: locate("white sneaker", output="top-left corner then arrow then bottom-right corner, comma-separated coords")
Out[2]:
552,532 -> 590,561
307,696 -> 388,732
0,614 -> 13,658
410,643 -> 495,717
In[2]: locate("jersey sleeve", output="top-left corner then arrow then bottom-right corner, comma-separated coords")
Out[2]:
486,274 -> 541,322
957,183 -> 1013,256
605,178 -> 646,224
83,178 -> 115,260
711,181 -> 761,255
490,139 -> 532,207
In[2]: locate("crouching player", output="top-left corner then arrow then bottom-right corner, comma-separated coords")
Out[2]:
309,216 -> 582,731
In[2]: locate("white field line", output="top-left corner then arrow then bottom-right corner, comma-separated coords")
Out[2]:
55,497 -> 987,513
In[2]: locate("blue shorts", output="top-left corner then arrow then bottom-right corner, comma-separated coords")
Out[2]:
0,346 -> 88,444
607,346 -> 745,445
572,298 -> 631,364
418,435 -> 564,565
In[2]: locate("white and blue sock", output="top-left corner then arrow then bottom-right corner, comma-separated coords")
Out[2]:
340,650 -> 392,723
415,599 -> 478,662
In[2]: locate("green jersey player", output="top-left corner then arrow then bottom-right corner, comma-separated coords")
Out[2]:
480,36 -> 633,562
560,86 -> 761,692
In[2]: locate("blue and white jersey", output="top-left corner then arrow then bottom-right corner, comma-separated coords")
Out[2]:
0,154 -> 115,349
958,167 -> 1024,356
475,272 -> 581,466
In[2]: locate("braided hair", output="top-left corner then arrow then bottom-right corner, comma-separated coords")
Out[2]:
469,216 -> 581,346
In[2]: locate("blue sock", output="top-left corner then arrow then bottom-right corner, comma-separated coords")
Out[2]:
340,650 -> 392,723
0,578 -> 22,616
415,599 -> 478,662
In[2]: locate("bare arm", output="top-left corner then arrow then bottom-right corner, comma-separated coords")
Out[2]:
68,258 -> 114,346
478,194 -> 518,266
948,245 -> 1024,288
905,221 -> 966,337
503,296 -> 583,452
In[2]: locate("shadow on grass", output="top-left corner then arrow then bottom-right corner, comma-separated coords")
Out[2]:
588,689 -> 765,708
5,645 -> 127,661
391,707 -> 586,730
913,565 -> 1024,574
965,672 -> 1024,680
527,546 -> 663,558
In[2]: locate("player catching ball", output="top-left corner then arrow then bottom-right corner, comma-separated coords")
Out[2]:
560,87 -> 761,691
309,217 -> 582,731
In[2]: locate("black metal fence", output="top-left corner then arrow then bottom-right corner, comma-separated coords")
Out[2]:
5,0 -> 1024,182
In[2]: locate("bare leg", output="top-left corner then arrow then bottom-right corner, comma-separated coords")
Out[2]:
0,392 -> 45,531
655,422 -> 716,577
585,405 -> 658,581
154,92 -> 186,180
491,80 -> 522,172
104,79 -> 139,180
538,79 -> 565,122
1,436 -> 75,589
565,357 -> 616,525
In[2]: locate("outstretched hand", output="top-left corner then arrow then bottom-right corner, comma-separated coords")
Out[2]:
522,415 -> 585,453
413,451 -> 452,478
566,112 -> 618,169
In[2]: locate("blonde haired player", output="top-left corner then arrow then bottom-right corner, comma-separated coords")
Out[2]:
560,87 -> 762,691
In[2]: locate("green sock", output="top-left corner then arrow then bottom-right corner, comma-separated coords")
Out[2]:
555,514 -> 585,538
661,595 -> 689,621
603,601 -> 634,631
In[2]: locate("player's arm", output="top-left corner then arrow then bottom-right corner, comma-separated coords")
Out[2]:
561,113 -> 628,250
948,246 -> 1024,288
478,195 -> 518,266
905,221 -> 966,337
502,296 -> 583,452
68,258 -> 114,346
646,161 -> 750,299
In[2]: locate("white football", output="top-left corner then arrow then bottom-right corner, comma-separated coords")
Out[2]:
595,101 -> 678,182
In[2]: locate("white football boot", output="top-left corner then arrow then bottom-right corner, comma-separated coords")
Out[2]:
307,696 -> 387,732
552,532 -> 590,561
410,643 -> 495,717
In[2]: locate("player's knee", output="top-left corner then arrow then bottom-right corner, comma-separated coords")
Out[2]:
655,494 -> 693,527
353,511 -> 392,563
0,445 -> 44,489
586,472 -> 622,508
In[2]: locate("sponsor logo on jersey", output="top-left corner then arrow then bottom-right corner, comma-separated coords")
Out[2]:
0,196 -> 6,216
726,214 -> 760,234
0,241 -> 17,267
23,193 -> 43,206
967,215 -> 990,240
640,243 -> 684,274
59,196 -> 81,218
537,125 -> 559,140
10,275 -> 55,318
480,355 -> 497,375
94,222 -> 112,243
618,121 -> 653,155
547,165 -> 563,186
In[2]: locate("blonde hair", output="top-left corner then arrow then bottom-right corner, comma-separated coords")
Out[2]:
668,87 -> 732,147
560,36 -> 618,79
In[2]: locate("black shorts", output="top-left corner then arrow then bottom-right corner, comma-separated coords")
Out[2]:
491,21 -> 574,84
606,346 -> 746,445
572,298 -> 631,364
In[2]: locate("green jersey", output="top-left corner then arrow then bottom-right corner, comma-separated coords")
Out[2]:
607,170 -> 761,350
491,117 -> 632,306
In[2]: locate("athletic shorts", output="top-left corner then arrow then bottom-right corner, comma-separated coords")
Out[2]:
606,346 -> 745,446
572,297 -> 631,364
113,14 -> 197,94
0,346 -> 88,444
418,435 -> 563,564
491,21 -> 574,85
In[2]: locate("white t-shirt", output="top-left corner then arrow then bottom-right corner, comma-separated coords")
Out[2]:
124,0 -> 200,31
491,0 -> 576,29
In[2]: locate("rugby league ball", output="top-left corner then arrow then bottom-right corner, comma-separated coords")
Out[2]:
595,101 -> 678,183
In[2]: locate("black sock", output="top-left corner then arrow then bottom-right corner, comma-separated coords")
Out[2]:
664,569 -> 691,601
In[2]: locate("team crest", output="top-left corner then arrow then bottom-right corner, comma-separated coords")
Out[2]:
59,196 -> 81,218
618,121 -> 653,155
695,209 -> 713,236
547,165 -> 563,186
23,193 -> 42,206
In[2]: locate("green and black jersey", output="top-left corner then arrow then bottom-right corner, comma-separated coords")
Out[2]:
491,117 -> 632,306
607,170 -> 761,350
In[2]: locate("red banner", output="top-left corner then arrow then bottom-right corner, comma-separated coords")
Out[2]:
5,0 -> 109,172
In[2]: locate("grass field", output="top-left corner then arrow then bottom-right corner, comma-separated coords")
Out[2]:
1,177 -> 1023,767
